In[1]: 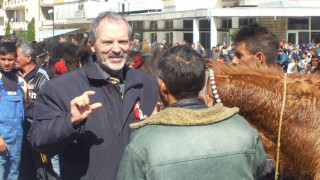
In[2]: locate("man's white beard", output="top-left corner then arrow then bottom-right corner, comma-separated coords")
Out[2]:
101,54 -> 127,71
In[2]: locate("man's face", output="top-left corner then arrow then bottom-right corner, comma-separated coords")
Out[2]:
232,42 -> 255,64
223,42 -> 227,47
302,53 -> 307,59
93,19 -> 130,74
15,47 -> 28,69
0,52 -> 16,73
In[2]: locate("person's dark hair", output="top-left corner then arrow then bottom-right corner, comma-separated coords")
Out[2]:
303,52 -> 308,56
89,11 -> 132,44
16,41 -> 36,62
0,42 -> 17,57
232,22 -> 279,65
47,42 -> 80,78
157,45 -> 206,100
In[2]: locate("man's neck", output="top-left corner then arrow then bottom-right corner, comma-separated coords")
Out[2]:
20,64 -> 36,77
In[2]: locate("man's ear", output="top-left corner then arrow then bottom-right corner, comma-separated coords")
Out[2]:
157,78 -> 168,97
26,55 -> 32,64
255,52 -> 266,63
88,39 -> 95,53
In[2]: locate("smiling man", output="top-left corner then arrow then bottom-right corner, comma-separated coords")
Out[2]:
28,11 -> 159,179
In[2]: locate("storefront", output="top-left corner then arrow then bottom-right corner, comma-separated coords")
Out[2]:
287,17 -> 320,45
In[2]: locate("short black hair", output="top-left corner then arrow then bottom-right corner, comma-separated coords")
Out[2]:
232,23 -> 279,65
0,42 -> 16,57
157,45 -> 206,100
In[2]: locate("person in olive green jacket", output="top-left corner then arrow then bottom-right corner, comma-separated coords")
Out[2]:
117,45 -> 267,180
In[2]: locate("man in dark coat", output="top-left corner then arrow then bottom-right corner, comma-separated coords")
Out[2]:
28,11 -> 159,180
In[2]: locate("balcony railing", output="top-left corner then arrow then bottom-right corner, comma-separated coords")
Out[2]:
9,21 -> 28,31
5,0 -> 26,10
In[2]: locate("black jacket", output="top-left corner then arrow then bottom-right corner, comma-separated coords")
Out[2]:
28,56 -> 159,180
23,65 -> 50,102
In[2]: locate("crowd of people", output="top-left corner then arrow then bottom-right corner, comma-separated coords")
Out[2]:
0,10 -> 313,180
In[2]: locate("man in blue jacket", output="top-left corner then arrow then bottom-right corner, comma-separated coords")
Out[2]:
28,11 -> 159,179
277,49 -> 291,72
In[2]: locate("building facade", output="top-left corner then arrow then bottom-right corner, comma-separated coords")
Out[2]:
2,0 -> 53,38
2,0 -> 320,47
125,0 -> 320,49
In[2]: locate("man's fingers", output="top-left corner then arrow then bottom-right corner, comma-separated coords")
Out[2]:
82,91 -> 95,106
71,91 -> 96,108
90,103 -> 102,111
83,91 -> 95,96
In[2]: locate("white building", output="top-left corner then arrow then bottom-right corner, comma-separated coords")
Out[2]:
3,0 -> 320,46
1,0 -> 57,40
124,0 -> 320,49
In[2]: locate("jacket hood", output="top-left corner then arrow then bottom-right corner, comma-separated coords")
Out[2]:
130,103 -> 239,129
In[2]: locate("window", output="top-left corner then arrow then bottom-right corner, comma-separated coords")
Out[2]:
165,20 -> 173,29
299,32 -> 310,44
199,20 -> 210,31
222,19 -> 232,29
183,20 -> 193,30
183,33 -> 193,44
129,21 -> 143,30
311,17 -> 320,30
288,18 -> 309,30
150,33 -> 157,43
200,32 -> 210,50
150,21 -> 158,30
165,32 -> 173,45
239,18 -> 256,27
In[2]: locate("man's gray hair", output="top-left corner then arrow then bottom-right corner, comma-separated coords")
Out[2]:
89,11 -> 132,44
16,41 -> 36,62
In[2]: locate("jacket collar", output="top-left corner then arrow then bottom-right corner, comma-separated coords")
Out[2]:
167,98 -> 208,110
23,65 -> 39,82
130,103 -> 239,129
